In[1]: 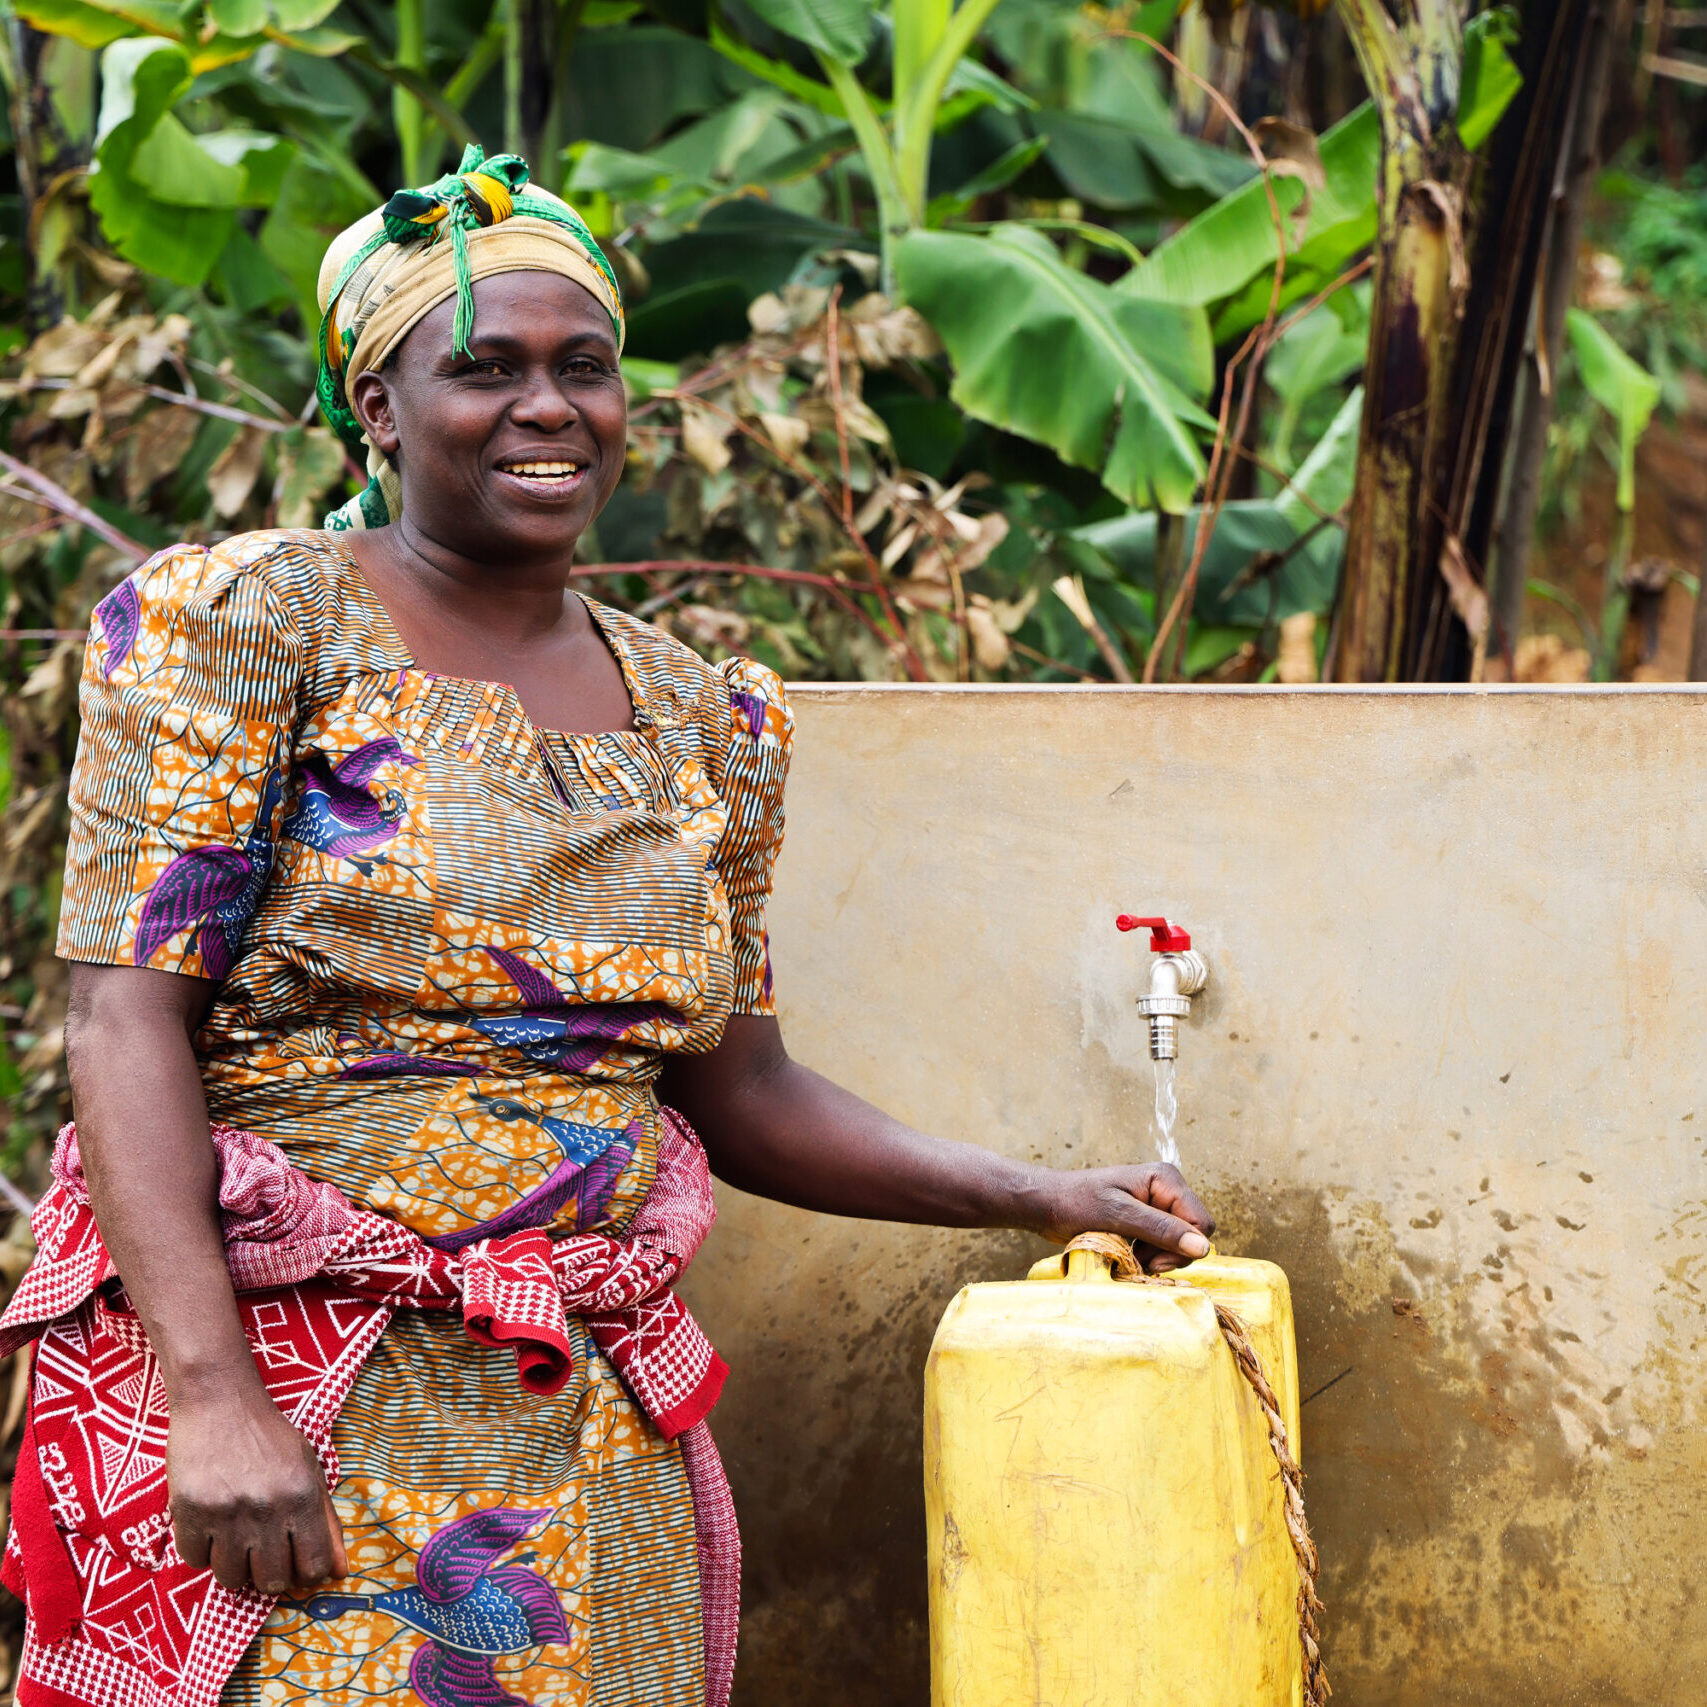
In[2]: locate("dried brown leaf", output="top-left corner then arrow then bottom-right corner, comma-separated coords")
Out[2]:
966,595 -> 1011,671
1277,610 -> 1318,683
206,422 -> 270,519
679,400 -> 734,475
125,404 -> 201,504
24,318 -> 108,382
672,604 -> 753,651
1253,116 -> 1325,245
758,412 -> 810,458
1513,633 -> 1590,684
1437,534 -> 1488,642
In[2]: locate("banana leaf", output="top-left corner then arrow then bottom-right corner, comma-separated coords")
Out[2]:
737,0 -> 874,65
1072,386 -> 1362,626
1565,309 -> 1660,513
895,224 -> 1214,514
90,38 -> 238,284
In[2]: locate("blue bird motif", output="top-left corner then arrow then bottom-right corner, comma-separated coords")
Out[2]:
290,1507 -> 569,1707
133,771 -> 284,980
281,736 -> 418,871
423,1094 -> 639,1252
474,946 -> 682,1073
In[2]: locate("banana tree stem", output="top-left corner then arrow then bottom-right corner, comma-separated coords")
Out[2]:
895,0 -> 1007,221
820,55 -> 911,291
393,0 -> 427,184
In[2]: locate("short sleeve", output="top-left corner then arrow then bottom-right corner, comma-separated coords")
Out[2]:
57,544 -> 303,980
710,656 -> 794,1015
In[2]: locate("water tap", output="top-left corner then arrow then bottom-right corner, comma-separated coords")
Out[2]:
1116,916 -> 1209,1061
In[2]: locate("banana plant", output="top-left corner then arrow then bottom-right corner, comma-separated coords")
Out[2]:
733,0 -> 1007,282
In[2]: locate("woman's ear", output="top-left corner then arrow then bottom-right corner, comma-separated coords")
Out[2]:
349,370 -> 400,459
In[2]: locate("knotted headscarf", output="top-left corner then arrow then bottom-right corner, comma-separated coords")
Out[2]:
315,145 -> 625,531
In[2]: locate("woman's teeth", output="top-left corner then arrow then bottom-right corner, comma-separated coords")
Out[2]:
501,461 -> 581,480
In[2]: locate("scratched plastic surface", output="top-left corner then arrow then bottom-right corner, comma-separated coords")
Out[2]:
924,1250 -> 1303,1707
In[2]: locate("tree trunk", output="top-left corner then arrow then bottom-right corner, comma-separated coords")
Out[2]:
4,19 -> 62,333
1488,0 -> 1619,664
1329,0 -> 1620,681
1328,0 -> 1468,682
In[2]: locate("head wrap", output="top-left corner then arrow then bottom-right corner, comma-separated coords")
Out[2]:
315,145 -> 625,531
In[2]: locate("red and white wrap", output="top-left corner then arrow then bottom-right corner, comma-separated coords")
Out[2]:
0,1111 -> 739,1707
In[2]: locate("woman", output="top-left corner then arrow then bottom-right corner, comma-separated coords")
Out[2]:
26,149 -> 1212,1707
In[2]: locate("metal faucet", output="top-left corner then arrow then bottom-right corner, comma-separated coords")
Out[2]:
1116,916 -> 1209,1061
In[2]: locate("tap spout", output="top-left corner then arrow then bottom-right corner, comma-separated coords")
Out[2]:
1117,917 -> 1209,1062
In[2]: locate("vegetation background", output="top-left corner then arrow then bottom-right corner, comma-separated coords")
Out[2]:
0,0 -> 1701,1693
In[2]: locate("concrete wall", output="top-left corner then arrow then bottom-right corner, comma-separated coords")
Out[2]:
677,686 -> 1707,1707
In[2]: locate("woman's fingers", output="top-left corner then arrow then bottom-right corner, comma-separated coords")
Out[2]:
1117,1196 -> 1211,1259
1140,1163 -> 1215,1237
205,1528 -> 251,1595
289,1488 -> 347,1591
248,1527 -> 296,1599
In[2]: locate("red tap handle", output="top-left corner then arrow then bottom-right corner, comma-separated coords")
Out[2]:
1116,915 -> 1192,952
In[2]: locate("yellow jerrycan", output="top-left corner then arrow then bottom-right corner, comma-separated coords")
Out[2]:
924,1242 -> 1307,1707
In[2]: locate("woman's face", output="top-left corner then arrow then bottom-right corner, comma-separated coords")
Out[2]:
349,270 -> 627,563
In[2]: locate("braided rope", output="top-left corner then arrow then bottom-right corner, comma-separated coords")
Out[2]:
1063,1232 -> 1331,1706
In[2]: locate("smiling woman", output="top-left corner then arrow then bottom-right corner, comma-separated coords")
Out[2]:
2,146 -> 1213,1707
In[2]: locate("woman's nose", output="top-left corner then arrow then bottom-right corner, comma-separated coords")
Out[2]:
512,371 -> 575,429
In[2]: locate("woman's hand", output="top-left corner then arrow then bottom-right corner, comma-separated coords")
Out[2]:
168,1386 -> 346,1597
1027,1162 -> 1214,1272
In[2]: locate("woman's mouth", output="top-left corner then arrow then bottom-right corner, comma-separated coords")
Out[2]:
494,458 -> 588,496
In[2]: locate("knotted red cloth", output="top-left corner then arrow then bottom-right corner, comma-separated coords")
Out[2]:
0,1111 -> 739,1707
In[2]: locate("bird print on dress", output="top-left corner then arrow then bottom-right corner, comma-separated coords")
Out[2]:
340,1053 -> 481,1080
729,688 -> 766,737
133,771 -> 284,980
92,578 -> 141,679
473,946 -> 683,1073
291,1507 -> 570,1707
422,1094 -> 640,1252
281,736 -> 418,871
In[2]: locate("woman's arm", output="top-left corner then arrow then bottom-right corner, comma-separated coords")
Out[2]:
659,1015 -> 1213,1270
64,963 -> 345,1596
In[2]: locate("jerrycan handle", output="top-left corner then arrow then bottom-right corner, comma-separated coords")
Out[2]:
1027,1230 -> 1216,1282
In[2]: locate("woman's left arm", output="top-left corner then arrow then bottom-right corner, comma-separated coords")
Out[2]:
658,1015 -> 1213,1271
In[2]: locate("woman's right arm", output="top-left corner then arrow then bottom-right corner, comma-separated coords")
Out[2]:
64,962 -> 345,1597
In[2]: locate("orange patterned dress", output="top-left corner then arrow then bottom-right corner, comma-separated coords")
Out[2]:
55,530 -> 794,1707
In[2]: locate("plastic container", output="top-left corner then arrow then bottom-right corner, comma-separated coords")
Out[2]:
924,1247 -> 1303,1707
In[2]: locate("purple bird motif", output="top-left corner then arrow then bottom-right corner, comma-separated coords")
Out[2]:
730,688 -> 766,737
133,771 -> 284,980
340,1053 -> 483,1081
92,578 -> 141,679
424,1097 -> 639,1252
474,946 -> 683,1073
290,1507 -> 569,1707
282,736 -> 418,871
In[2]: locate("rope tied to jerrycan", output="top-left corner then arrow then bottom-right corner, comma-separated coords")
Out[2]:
1062,1231 -> 1331,1707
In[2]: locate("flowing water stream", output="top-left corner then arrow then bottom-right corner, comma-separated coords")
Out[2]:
1152,1057 -> 1180,1166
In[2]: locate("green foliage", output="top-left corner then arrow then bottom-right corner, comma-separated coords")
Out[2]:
894,225 -> 1214,514
1565,307 -> 1661,515
740,0 -> 875,65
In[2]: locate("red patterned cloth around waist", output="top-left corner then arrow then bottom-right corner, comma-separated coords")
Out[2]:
0,1111 -> 736,1707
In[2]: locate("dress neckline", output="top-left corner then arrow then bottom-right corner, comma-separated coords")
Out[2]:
324,532 -> 648,740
